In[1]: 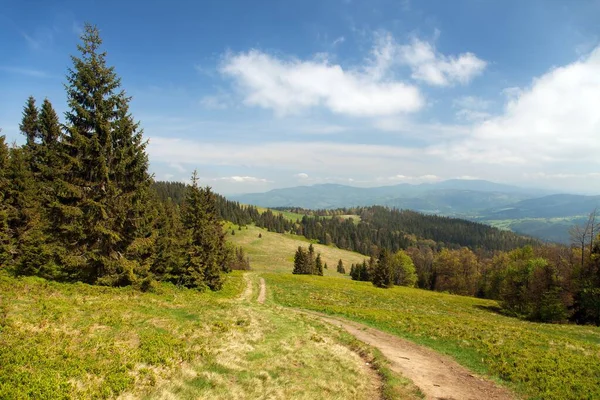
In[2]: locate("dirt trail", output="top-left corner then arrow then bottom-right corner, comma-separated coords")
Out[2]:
317,314 -> 515,400
259,276 -> 514,400
257,278 -> 266,304
238,273 -> 253,301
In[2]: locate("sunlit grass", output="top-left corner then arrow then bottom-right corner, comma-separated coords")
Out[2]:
265,273 -> 600,400
0,271 -> 388,399
226,224 -> 366,275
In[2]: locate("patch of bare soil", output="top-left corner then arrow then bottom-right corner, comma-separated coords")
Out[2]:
257,278 -> 266,304
317,314 -> 515,400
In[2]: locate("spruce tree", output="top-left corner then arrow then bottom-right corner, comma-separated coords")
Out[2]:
181,171 -> 225,290
152,198 -> 185,282
372,249 -> 394,288
307,243 -> 316,274
19,96 -> 39,147
6,146 -> 53,277
0,135 -> 12,268
315,253 -> 323,276
293,246 -> 306,274
51,23 -> 154,284
337,259 -> 345,274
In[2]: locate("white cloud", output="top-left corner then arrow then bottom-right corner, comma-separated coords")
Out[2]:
398,37 -> 487,86
295,172 -> 309,179
215,176 -> 270,183
217,32 -> 486,116
220,43 -> 424,117
332,36 -> 345,46
435,46 -> 600,165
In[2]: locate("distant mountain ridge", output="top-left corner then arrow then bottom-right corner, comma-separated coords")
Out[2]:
231,180 -> 600,243
231,179 -> 553,211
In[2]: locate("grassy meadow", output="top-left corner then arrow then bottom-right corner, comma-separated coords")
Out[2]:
0,271 -> 394,399
226,223 -> 366,275
265,273 -> 600,400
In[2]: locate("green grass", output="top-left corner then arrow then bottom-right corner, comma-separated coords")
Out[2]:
226,224 -> 367,275
0,271 -> 389,399
253,206 -> 307,222
265,273 -> 600,400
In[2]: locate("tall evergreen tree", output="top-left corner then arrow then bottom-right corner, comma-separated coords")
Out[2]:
19,96 -> 39,147
0,135 -> 12,268
372,249 -> 394,288
50,23 -> 154,284
315,253 -> 324,276
293,246 -> 307,274
337,259 -> 345,274
181,171 -> 225,290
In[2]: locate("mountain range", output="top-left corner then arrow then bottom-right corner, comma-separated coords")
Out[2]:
231,180 -> 600,243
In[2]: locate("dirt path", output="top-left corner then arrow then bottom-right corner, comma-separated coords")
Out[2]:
238,273 -> 253,302
259,278 -> 514,400
257,278 -> 266,304
317,314 -> 514,400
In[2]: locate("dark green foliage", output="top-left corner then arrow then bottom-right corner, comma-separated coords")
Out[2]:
293,246 -> 308,275
19,96 -> 39,146
292,245 -> 321,276
1,24 -> 231,292
45,24 -> 155,285
315,253 -> 324,276
181,171 -> 226,290
291,206 -> 538,254
350,260 -> 371,281
0,136 -> 12,268
336,259 -> 345,274
372,249 -> 394,289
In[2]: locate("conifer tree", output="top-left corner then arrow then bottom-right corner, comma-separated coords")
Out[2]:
293,246 -> 306,274
181,171 -> 225,290
0,135 -> 12,267
315,253 -> 323,276
337,259 -> 345,274
6,146 -> 53,277
152,198 -> 184,282
19,96 -> 39,147
51,23 -> 154,284
372,249 -> 394,288
308,243 -> 316,274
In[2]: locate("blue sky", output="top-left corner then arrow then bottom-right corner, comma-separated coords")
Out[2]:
2,0 -> 600,195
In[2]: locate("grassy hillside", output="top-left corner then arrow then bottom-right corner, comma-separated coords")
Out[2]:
226,224 -> 366,275
0,272 -> 396,399
265,274 -> 600,400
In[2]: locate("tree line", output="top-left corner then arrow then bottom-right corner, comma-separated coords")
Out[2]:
0,24 -> 247,291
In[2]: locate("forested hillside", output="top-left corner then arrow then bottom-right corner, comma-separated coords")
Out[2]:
0,25 -> 240,291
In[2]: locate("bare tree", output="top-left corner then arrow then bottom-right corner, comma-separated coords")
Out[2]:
570,208 -> 599,267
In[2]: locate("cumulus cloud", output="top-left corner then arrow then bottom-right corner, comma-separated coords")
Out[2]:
295,172 -> 309,179
435,46 -> 600,165
220,49 -> 423,117
398,37 -> 487,86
